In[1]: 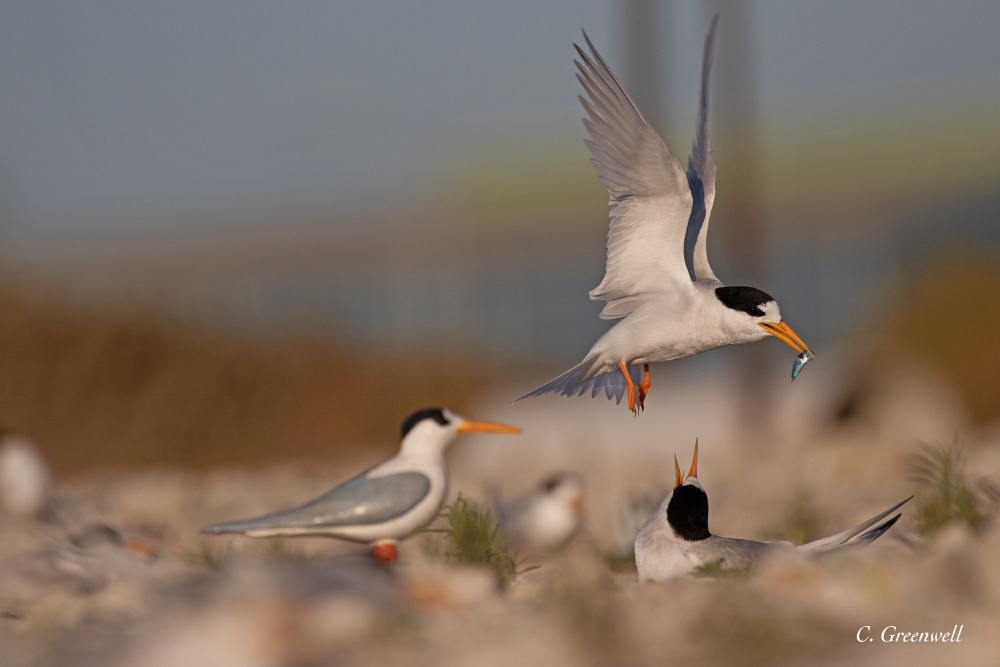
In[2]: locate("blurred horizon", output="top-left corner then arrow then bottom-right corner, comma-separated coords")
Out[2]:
0,2 -> 999,472
2,2 -> 999,359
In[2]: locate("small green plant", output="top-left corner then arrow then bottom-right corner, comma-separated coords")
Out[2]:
186,541 -> 228,571
426,493 -> 523,584
604,551 -> 637,573
761,489 -> 823,545
693,559 -> 756,579
909,442 -> 988,534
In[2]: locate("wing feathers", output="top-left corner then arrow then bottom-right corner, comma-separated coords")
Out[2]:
683,15 -> 720,283
575,30 -> 697,310
797,496 -> 912,555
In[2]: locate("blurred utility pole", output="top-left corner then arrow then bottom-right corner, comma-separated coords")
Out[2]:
621,0 -> 666,131
704,0 -> 772,447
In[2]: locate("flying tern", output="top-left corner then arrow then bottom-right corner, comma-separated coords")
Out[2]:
202,408 -> 520,564
518,18 -> 812,413
634,441 -> 911,582
496,472 -> 586,559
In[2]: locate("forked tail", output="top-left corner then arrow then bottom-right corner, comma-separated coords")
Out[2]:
797,496 -> 912,556
515,356 -> 643,404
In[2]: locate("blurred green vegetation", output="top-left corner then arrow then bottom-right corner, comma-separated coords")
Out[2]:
428,136 -> 606,231
909,443 -> 990,534
604,551 -> 637,573
692,560 -> 756,579
0,286 -> 491,475
881,259 -> 1000,425
766,98 -> 1000,221
425,493 -> 522,585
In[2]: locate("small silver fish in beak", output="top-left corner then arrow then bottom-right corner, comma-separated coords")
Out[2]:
791,350 -> 814,382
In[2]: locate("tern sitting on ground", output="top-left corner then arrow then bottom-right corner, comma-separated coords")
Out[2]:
518,18 -> 811,414
634,441 -> 911,582
202,408 -> 520,564
496,472 -> 586,560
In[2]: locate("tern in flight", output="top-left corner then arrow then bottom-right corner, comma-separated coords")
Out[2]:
518,18 -> 812,413
202,408 -> 520,564
634,441 -> 911,582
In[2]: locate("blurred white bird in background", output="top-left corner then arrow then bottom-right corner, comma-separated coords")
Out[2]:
496,472 -> 586,560
519,18 -> 812,414
203,408 -> 520,564
0,433 -> 53,519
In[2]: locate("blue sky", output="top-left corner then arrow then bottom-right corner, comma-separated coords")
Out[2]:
1,1 -> 998,238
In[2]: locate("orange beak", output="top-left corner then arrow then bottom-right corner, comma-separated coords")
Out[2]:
674,440 -> 700,489
687,439 -> 699,479
455,419 -> 521,435
758,320 -> 812,355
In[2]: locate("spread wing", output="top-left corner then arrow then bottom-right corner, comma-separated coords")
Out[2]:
576,32 -> 696,319
201,470 -> 431,536
683,15 -> 720,284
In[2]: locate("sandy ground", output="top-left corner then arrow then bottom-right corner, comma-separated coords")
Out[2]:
1,355 -> 999,666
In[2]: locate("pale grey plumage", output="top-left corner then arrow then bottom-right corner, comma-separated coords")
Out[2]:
202,470 -> 431,536
635,471 -> 911,581
516,357 -> 642,404
797,496 -> 911,555
683,535 -> 788,569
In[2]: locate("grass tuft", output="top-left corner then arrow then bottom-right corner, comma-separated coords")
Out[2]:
426,493 -> 523,584
909,442 -> 990,534
186,541 -> 228,571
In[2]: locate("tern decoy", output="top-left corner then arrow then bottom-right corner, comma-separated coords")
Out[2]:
518,18 -> 812,414
202,408 -> 520,563
634,442 -> 911,582
496,472 -> 586,559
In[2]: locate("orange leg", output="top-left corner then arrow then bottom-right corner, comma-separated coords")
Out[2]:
372,541 -> 398,564
638,364 -> 651,411
618,360 -> 637,414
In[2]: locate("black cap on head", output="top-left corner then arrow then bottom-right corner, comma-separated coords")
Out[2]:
400,408 -> 450,438
666,484 -> 711,541
714,286 -> 774,317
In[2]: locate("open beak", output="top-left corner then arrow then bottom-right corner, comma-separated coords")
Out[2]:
674,455 -> 684,489
687,439 -> 699,480
758,320 -> 812,355
456,418 -> 521,435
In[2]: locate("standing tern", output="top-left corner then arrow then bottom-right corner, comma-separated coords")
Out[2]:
202,408 -> 520,564
518,18 -> 812,414
634,441 -> 911,582
496,472 -> 586,560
